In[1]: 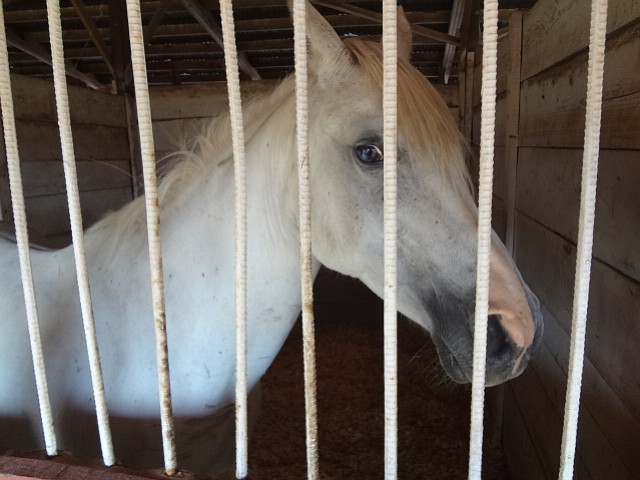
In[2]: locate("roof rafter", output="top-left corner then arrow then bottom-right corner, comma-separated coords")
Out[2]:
6,27 -> 106,91
311,0 -> 460,46
144,0 -> 175,42
69,0 -> 115,78
179,0 -> 261,80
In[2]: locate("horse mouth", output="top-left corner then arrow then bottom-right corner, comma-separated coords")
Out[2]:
431,337 -> 470,384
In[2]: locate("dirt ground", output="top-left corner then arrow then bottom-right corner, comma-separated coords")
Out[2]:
217,270 -> 508,479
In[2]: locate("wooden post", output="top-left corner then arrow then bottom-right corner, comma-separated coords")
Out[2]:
0,131 -> 10,223
504,13 -> 523,254
463,52 -> 474,142
109,0 -> 143,198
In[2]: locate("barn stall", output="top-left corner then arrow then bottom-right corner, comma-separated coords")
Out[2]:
0,0 -> 637,479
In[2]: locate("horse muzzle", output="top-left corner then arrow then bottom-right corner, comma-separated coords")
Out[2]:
431,286 -> 543,387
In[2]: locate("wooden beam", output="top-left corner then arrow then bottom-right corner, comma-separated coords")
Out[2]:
5,27 -> 106,91
179,0 -> 261,80
144,0 -> 175,43
504,12 -> 522,254
69,0 -> 115,78
441,0 -> 465,83
312,0 -> 460,46
109,0 -> 143,198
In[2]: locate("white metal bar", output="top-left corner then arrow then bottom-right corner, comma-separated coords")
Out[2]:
45,0 -> 115,466
468,0 -> 499,477
217,0 -> 250,478
558,0 -> 608,478
124,1 -> 177,474
0,0 -> 58,458
381,1 -> 398,479
292,1 -> 320,478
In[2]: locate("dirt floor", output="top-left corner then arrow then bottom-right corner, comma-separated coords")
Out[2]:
216,270 -> 509,480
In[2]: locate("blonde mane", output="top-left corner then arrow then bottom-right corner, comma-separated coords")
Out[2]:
344,38 -> 471,192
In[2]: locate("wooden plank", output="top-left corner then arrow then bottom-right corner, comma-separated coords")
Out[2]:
502,384 -> 549,480
149,80 -> 278,120
535,305 -> 640,479
180,0 -> 261,80
20,160 -> 132,198
519,22 -> 640,149
13,121 -> 130,163
471,37 -> 509,109
494,93 -> 508,147
25,188 -> 132,237
8,74 -> 125,127
6,28 -> 106,92
0,453 -> 206,479
504,12 -> 522,253
514,213 -> 640,427
507,363 -> 571,479
462,52 -> 474,141
521,0 -> 640,81
510,347 -> 623,480
69,0 -> 115,78
0,124 -> 7,222
491,195 -> 506,241
517,148 -> 640,283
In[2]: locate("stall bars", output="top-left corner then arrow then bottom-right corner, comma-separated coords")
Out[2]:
0,0 -> 609,478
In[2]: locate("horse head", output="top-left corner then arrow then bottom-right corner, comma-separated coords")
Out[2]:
297,2 -> 543,386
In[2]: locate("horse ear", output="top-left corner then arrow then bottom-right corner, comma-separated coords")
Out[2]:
398,6 -> 413,62
288,1 -> 353,80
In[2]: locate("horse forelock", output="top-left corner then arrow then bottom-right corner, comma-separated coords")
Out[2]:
343,38 -> 471,193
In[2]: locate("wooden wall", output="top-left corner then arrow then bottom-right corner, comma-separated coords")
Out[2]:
466,0 -> 640,478
0,74 -> 132,245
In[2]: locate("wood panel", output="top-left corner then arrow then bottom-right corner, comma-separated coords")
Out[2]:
502,384 -> 548,480
25,188 -> 132,238
517,148 -> 640,282
515,216 -> 640,478
515,213 -> 640,429
8,74 -> 125,127
519,22 -> 640,149
0,74 -> 132,238
14,121 -> 130,163
20,160 -> 132,198
149,80 -> 280,121
521,0 -> 640,81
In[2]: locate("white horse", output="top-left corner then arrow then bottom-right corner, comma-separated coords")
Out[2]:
0,4 -> 542,475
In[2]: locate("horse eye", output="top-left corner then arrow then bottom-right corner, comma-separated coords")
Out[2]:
355,144 -> 384,165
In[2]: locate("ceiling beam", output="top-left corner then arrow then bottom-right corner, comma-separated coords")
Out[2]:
441,0 -> 469,83
179,0 -> 261,80
312,0 -> 460,46
69,0 -> 115,78
6,27 -> 106,91
144,0 -> 175,43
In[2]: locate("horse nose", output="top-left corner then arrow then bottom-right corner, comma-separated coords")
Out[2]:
485,313 -> 529,381
487,315 -> 517,367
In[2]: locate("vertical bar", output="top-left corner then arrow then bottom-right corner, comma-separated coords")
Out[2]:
291,0 -> 320,478
381,1 -> 398,479
124,1 -> 177,474
0,0 -> 57,457
558,0 -> 608,478
468,0 -> 499,478
45,0 -> 114,466
217,0 -> 249,478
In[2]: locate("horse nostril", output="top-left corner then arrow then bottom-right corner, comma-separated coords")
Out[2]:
487,314 -> 512,364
